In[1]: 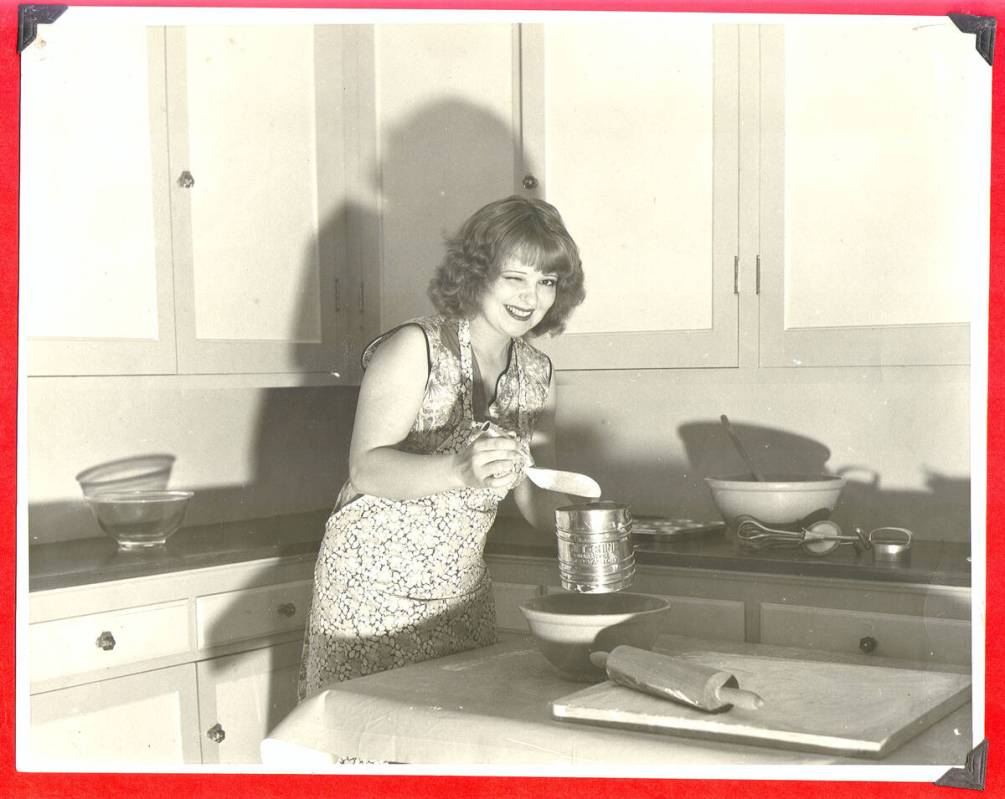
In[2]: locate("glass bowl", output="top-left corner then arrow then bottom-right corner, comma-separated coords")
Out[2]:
75,455 -> 176,498
85,489 -> 194,549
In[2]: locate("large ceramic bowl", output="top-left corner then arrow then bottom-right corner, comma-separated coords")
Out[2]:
519,592 -> 670,682
705,474 -> 845,526
86,489 -> 194,549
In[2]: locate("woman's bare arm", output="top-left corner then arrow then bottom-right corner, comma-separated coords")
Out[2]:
348,325 -> 522,499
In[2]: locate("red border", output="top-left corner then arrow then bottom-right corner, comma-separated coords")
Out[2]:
1,1 -> 1000,797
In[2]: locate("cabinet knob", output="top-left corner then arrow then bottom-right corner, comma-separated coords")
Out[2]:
521,174 -> 539,190
95,630 -> 116,651
206,723 -> 226,743
277,602 -> 297,618
177,170 -> 195,189
859,636 -> 878,654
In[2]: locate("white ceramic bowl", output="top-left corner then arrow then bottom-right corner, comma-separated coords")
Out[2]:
86,489 -> 194,549
519,592 -> 670,682
705,474 -> 845,526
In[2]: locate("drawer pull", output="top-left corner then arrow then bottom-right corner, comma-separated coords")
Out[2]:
277,602 -> 297,618
859,635 -> 878,654
206,723 -> 226,743
95,631 -> 116,651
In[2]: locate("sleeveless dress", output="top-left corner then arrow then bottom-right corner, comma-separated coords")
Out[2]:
297,315 -> 553,700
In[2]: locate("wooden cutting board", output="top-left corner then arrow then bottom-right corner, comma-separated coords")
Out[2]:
551,651 -> 971,758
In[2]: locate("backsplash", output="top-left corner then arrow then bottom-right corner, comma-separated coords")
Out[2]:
25,362 -> 971,546
25,382 -> 357,545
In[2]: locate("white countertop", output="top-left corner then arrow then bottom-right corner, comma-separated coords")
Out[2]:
261,633 -> 972,772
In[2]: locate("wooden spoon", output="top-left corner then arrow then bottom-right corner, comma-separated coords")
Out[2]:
719,414 -> 764,482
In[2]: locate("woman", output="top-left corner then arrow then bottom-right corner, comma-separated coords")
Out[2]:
298,195 -> 586,700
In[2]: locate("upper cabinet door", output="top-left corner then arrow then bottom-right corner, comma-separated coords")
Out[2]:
21,22 -> 176,376
758,21 -> 990,367
374,23 -> 522,329
166,25 -> 347,375
521,21 -> 740,370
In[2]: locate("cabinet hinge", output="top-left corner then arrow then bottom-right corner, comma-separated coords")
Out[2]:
359,282 -> 365,315
756,255 -> 761,295
334,278 -> 342,313
733,256 -> 739,295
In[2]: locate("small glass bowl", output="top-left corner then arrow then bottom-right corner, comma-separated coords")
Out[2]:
85,489 -> 194,549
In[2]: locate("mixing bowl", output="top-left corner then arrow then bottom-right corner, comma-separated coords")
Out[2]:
519,592 -> 670,682
705,474 -> 845,526
86,489 -> 194,549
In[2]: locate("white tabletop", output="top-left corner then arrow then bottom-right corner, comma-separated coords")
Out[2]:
261,633 -> 973,772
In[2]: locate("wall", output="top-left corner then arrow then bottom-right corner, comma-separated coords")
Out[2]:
543,365 -> 971,543
25,381 -> 358,545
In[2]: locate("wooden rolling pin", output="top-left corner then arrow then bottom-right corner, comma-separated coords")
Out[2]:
589,646 -> 765,713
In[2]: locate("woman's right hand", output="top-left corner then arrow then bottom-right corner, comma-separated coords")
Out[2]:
454,431 -> 524,490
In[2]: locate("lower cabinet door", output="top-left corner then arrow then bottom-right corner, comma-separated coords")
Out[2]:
492,582 -> 541,633
29,663 -> 202,767
196,639 -> 304,764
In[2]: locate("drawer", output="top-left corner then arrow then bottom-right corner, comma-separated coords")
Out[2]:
491,582 -> 541,632
30,600 -> 191,685
760,603 -> 971,666
651,594 -> 746,642
196,579 -> 313,649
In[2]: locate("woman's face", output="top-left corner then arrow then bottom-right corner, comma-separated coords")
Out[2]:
476,254 -> 558,339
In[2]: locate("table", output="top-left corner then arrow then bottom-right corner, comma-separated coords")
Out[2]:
261,633 -> 973,769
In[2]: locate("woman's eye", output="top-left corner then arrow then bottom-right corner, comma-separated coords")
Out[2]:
541,278 -> 558,288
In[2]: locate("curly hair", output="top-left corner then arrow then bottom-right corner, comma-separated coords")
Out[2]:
428,195 -> 586,336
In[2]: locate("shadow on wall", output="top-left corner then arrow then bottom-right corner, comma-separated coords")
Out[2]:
677,419 -> 969,542
542,419 -> 970,544
199,95 -> 526,744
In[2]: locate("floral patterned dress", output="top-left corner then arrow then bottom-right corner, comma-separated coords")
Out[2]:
297,315 -> 552,701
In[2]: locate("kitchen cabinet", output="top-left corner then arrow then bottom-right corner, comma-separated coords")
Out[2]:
521,21 -> 739,370
759,603 -> 971,666
26,555 -> 316,767
20,22 -> 176,376
21,21 -> 369,381
492,581 -> 542,632
518,18 -> 987,370
28,598 -> 191,684
756,22 -> 987,367
30,663 -> 203,766
372,23 -> 525,329
485,552 -> 972,668
196,640 -> 304,764
165,25 -> 356,376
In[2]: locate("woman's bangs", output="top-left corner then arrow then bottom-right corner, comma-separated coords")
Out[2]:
506,232 -> 573,278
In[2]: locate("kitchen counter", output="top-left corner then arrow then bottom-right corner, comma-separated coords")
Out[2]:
487,515 -> 972,587
260,632 -> 973,768
27,509 -> 330,592
28,508 -> 971,593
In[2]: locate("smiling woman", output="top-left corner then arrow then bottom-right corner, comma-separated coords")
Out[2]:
297,195 -> 587,701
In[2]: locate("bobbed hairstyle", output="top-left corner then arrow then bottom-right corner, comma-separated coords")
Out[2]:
428,195 -> 586,336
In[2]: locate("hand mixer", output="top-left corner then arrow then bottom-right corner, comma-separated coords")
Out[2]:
734,515 -> 872,556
